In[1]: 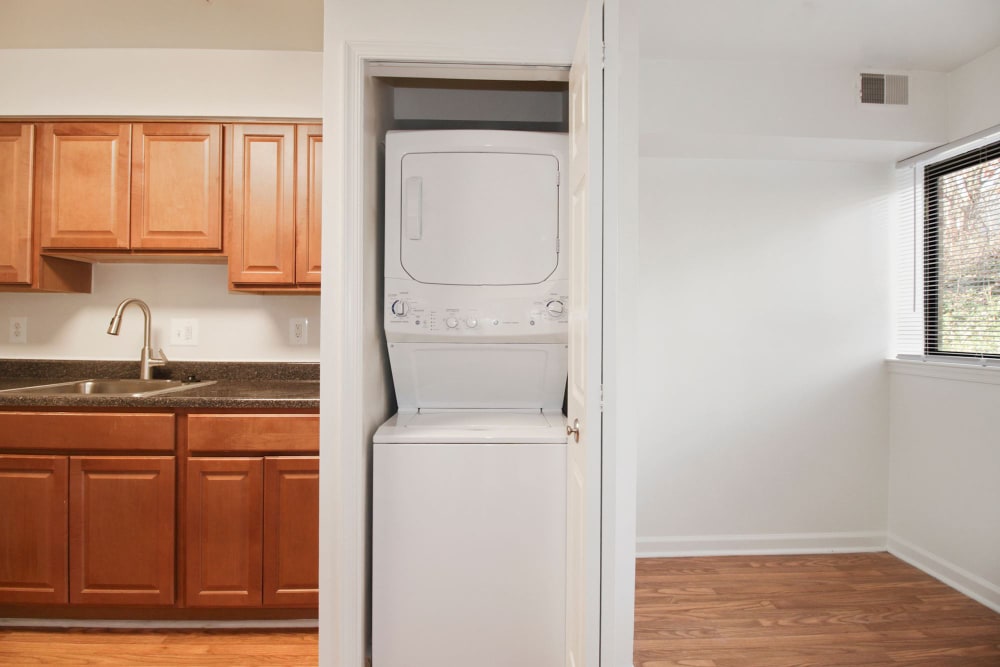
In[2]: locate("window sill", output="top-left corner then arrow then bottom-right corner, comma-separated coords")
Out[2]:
886,358 -> 1000,386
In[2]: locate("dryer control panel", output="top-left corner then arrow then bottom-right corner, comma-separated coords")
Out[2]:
384,278 -> 568,344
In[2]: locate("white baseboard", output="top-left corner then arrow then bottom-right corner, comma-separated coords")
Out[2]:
0,618 -> 318,630
636,531 -> 886,557
887,534 -> 1000,614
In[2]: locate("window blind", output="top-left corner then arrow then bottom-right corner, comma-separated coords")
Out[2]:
923,140 -> 1000,359
892,134 -> 1000,366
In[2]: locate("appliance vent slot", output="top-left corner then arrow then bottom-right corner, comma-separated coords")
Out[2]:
860,73 -> 908,105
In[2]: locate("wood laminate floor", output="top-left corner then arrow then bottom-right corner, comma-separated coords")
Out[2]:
2,554 -> 997,666
0,629 -> 318,666
635,552 -> 1000,667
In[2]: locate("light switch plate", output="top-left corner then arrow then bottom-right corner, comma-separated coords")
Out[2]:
170,318 -> 199,346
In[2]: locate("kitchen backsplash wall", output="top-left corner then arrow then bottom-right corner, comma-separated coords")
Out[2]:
0,263 -> 320,362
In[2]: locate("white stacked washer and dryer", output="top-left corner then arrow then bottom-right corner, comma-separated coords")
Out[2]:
372,129 -> 569,666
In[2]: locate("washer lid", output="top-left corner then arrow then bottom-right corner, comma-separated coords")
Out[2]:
374,409 -> 567,444
398,151 -> 560,286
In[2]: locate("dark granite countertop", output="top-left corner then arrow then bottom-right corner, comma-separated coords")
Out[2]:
0,360 -> 319,410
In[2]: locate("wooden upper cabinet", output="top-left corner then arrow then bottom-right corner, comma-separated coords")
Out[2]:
0,455 -> 68,605
39,123 -> 132,250
295,125 -> 322,285
68,456 -> 175,606
229,124 -> 296,285
131,123 -> 222,251
0,124 -> 34,285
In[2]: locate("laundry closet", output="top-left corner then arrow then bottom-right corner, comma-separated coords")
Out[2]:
356,66 -> 571,666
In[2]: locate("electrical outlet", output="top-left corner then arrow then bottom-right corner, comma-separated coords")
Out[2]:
289,317 -> 308,345
169,318 -> 199,346
8,317 -> 27,344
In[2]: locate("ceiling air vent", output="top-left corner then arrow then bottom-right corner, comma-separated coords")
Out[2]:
860,73 -> 908,105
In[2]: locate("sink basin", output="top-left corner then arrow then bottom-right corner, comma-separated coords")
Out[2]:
1,378 -> 216,397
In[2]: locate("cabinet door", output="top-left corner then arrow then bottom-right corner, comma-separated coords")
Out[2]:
38,123 -> 131,249
69,456 -> 174,605
229,125 -> 296,285
0,455 -> 68,604
0,124 -> 34,285
263,456 -> 319,607
186,457 -> 263,607
295,125 -> 322,285
131,123 -> 222,250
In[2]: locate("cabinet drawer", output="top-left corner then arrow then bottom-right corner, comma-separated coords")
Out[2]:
187,414 -> 318,453
0,412 -> 175,452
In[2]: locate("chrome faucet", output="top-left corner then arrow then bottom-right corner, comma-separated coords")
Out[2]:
107,298 -> 168,380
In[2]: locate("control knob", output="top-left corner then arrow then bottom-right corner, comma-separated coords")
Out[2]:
391,300 -> 409,317
545,300 -> 565,317
445,317 -> 459,329
465,318 -> 478,328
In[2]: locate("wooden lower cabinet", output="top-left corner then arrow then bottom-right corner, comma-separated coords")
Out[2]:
69,456 -> 175,605
185,457 -> 263,607
263,457 -> 319,607
0,455 -> 68,604
0,454 -> 174,606
186,456 -> 318,608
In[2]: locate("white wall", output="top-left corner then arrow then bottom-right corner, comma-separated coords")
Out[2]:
0,48 -> 322,362
640,58 -> 948,161
0,264 -> 319,362
946,43 -> 1000,141
637,157 -> 892,554
887,365 -> 1000,611
885,41 -> 1000,613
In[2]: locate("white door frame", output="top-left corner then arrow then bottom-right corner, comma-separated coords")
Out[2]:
321,32 -> 635,665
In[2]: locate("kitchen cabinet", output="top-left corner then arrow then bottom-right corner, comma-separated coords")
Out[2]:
0,125 -> 35,285
0,123 -> 91,293
295,124 -> 323,286
263,456 -> 319,607
0,412 -> 176,607
0,453 -> 174,607
228,124 -> 322,291
185,456 -> 264,608
130,123 -> 223,251
185,414 -> 319,608
69,456 -> 175,605
38,123 -> 132,250
38,122 -> 223,255
0,455 -> 68,604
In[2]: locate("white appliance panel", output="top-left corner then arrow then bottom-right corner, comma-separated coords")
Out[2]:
388,342 -> 567,410
372,439 -> 566,667
399,152 -> 559,286
374,409 -> 566,443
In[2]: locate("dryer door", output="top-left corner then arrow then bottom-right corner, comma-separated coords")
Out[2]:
399,151 -> 560,285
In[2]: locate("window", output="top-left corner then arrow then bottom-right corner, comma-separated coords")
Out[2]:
923,140 -> 1000,358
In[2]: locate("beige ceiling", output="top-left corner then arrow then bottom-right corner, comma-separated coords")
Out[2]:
641,0 -> 1000,71
0,0 -> 323,50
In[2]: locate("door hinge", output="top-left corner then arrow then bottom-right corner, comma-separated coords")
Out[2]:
600,384 -> 605,412
602,42 -> 606,69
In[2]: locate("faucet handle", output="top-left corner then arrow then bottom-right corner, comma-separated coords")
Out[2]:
152,348 -> 168,365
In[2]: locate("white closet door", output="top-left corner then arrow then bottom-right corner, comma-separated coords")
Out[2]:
566,1 -> 604,666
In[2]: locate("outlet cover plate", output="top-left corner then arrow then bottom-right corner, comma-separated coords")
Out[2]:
9,317 -> 27,344
289,317 -> 308,345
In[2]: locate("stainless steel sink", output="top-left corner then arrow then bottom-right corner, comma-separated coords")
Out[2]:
0,378 -> 216,397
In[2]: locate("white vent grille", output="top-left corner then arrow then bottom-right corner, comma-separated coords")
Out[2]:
860,73 -> 908,105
